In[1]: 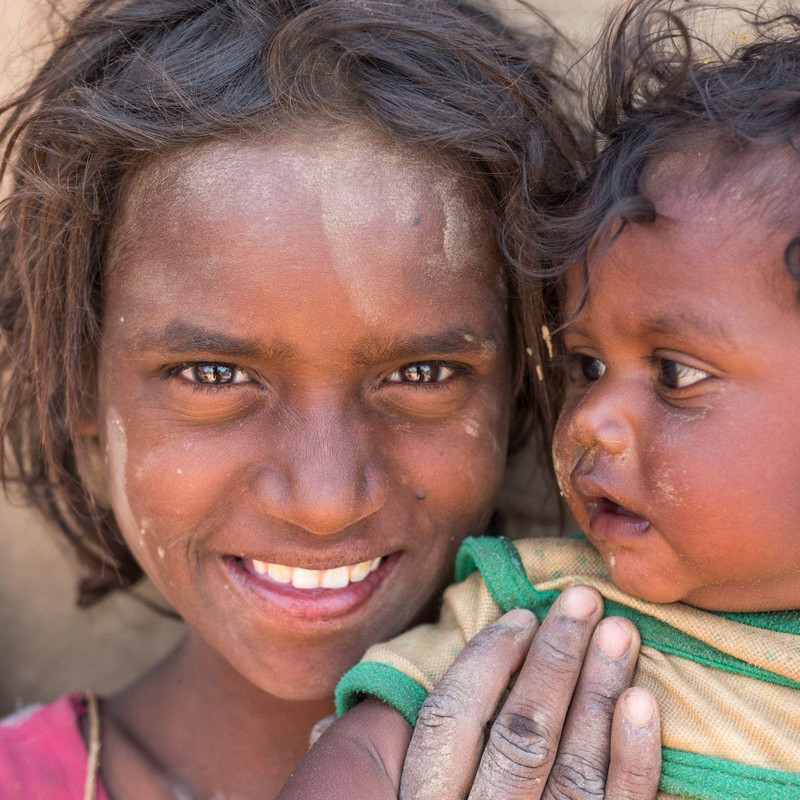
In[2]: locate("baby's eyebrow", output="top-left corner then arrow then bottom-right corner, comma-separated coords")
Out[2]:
566,310 -> 736,349
634,311 -> 734,346
353,328 -> 496,364
131,320 -> 292,361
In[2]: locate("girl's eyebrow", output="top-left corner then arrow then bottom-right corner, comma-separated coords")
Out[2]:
131,321 -> 292,362
352,328 -> 496,365
129,322 -> 496,364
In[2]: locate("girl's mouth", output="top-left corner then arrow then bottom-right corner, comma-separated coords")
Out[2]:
588,497 -> 651,541
241,556 -> 384,589
223,553 -> 398,626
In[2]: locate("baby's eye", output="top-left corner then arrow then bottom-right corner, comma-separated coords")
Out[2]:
578,355 -> 606,382
386,363 -> 456,384
658,359 -> 711,389
177,363 -> 252,386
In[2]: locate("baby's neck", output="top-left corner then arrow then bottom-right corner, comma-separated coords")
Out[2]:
100,633 -> 334,800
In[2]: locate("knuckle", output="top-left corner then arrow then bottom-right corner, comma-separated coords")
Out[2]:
415,686 -> 467,732
545,754 -> 606,800
484,712 -> 555,778
467,620 -> 524,654
537,636 -> 583,670
582,686 -> 619,716
616,762 -> 662,794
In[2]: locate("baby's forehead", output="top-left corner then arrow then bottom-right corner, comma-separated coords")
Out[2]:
642,141 -> 800,237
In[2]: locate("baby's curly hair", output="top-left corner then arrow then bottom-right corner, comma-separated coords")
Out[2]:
555,0 -> 800,289
0,0 -> 581,604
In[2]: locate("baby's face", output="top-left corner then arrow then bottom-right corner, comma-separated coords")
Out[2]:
554,178 -> 800,611
95,128 -> 512,698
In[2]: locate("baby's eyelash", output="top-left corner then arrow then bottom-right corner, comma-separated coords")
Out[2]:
550,354 -> 576,373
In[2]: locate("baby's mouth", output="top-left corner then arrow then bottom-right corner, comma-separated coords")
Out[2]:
239,556 -> 384,590
587,497 -> 651,539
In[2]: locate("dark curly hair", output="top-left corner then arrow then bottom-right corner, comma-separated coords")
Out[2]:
0,0 -> 582,604
554,0 -> 800,294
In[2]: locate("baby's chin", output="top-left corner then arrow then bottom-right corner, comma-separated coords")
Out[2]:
599,546 -> 692,606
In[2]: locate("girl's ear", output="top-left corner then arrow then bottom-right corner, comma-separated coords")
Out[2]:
79,418 -> 100,437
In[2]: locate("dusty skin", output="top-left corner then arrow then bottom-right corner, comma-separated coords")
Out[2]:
554,151 -> 800,611
87,127 -> 515,799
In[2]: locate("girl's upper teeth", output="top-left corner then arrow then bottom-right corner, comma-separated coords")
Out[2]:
250,557 -> 382,589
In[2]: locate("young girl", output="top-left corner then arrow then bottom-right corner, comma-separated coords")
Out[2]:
0,1 -> 663,798
278,2 -> 800,799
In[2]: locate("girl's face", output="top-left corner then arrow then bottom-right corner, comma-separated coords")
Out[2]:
96,129 -> 512,699
553,171 -> 800,612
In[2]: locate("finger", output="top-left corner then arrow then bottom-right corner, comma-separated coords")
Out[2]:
400,608 -> 539,800
542,616 -> 640,800
469,585 -> 604,800
606,688 -> 661,800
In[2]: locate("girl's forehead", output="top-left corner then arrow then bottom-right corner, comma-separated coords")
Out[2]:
104,127 -> 506,345
111,126 -> 495,273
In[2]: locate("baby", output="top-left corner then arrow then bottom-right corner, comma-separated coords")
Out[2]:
281,2 -> 800,799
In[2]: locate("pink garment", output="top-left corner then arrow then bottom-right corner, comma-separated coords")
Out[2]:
0,692 -> 110,800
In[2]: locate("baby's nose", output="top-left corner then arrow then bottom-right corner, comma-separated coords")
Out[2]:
568,391 -> 632,457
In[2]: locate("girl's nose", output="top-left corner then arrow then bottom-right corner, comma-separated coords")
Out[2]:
568,384 -> 633,457
250,413 -> 388,536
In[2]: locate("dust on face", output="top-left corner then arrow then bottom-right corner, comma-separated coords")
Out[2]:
553,151 -> 800,612
96,125 -> 514,699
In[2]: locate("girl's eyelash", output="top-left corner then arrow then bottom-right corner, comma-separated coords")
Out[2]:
385,361 -> 467,388
161,361 -> 467,392
161,362 -> 255,391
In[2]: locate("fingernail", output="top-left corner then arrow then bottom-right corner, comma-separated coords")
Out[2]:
622,690 -> 655,728
559,585 -> 599,619
597,619 -> 632,659
502,608 -> 537,629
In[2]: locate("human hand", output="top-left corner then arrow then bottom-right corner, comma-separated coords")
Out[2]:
277,585 -> 660,800
400,585 -> 661,800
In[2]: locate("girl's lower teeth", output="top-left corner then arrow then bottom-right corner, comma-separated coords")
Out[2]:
249,557 -> 383,589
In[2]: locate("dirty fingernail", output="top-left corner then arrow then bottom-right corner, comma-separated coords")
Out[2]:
597,619 -> 632,659
622,690 -> 655,728
502,608 -> 537,629
560,585 -> 599,619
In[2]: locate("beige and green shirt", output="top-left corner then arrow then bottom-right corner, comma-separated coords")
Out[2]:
336,537 -> 800,800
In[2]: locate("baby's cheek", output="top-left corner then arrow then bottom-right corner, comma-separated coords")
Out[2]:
551,412 -> 583,520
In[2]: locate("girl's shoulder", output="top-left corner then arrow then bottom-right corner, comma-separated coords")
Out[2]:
0,692 -> 107,800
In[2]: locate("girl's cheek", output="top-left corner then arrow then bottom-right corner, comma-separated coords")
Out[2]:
104,409 -> 145,552
103,408 -> 203,585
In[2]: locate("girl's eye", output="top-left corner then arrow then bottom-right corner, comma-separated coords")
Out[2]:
579,355 -> 606,382
658,359 -> 711,389
177,363 -> 251,386
386,363 -> 456,384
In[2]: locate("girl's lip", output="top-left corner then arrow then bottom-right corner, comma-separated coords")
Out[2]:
222,552 -> 400,626
588,498 -> 651,541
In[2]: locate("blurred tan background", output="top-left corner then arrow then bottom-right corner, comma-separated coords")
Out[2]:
0,0 -> 613,715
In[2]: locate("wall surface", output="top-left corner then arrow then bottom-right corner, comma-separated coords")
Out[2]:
0,0 -> 612,714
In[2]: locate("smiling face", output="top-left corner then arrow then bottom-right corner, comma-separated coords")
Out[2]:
553,163 -> 800,611
96,127 -> 512,699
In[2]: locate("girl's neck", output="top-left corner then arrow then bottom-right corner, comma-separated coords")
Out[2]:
100,633 -> 334,800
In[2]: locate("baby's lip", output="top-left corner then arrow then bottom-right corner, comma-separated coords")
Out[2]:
586,496 -> 649,522
571,470 -> 650,524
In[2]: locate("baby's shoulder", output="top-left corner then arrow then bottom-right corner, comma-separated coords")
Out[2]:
0,692 -> 95,799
